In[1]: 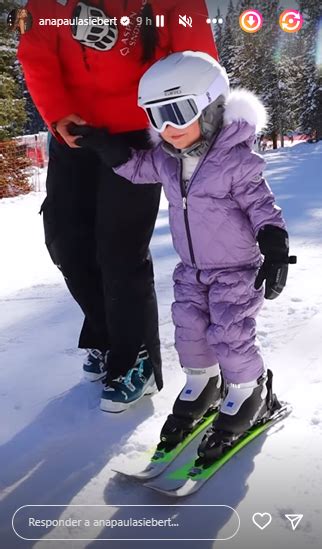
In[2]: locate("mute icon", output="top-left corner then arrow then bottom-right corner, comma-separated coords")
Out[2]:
179,15 -> 193,28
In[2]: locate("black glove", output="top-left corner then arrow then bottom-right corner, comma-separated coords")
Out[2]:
254,225 -> 297,299
68,123 -> 131,167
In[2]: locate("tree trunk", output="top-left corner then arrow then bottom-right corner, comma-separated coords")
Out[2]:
272,131 -> 278,149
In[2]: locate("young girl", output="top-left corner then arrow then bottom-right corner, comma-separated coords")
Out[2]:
73,51 -> 295,458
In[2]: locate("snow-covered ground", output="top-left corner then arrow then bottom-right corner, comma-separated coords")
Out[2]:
1,142 -> 322,549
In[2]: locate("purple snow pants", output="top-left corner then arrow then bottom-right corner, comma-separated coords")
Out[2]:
172,263 -> 265,384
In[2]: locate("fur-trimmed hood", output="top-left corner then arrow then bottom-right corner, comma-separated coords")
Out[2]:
223,89 -> 267,132
216,88 -> 267,149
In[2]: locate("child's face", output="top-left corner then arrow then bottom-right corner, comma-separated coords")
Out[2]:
161,120 -> 202,149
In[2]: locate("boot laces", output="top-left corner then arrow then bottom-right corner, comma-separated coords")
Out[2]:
109,368 -> 136,392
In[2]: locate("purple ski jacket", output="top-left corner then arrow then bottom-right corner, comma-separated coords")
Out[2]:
115,90 -> 286,270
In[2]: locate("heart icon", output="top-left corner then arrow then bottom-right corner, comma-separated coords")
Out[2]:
252,512 -> 272,530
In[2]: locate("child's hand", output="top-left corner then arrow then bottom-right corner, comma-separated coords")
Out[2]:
68,124 -> 131,167
254,225 -> 297,300
255,259 -> 289,299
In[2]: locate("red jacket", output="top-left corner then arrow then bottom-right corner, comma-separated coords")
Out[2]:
18,0 -> 218,134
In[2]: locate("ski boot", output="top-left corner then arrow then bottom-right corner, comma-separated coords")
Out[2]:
197,369 -> 280,463
160,365 -> 224,450
100,346 -> 157,413
83,349 -> 108,381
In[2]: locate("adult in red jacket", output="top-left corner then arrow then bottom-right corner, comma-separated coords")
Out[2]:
18,0 -> 218,413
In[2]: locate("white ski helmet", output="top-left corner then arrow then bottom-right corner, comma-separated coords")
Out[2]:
71,2 -> 118,52
138,51 -> 230,133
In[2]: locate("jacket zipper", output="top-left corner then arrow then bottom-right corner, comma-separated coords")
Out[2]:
179,160 -> 197,268
177,134 -> 221,277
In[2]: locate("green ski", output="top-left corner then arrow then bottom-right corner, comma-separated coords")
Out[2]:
145,402 -> 292,496
113,409 -> 218,480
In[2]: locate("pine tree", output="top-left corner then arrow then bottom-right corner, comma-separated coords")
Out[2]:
279,30 -> 306,136
220,0 -> 238,82
0,1 -> 32,197
0,0 -> 26,140
278,47 -> 300,133
258,0 -> 280,147
296,0 -> 322,136
230,0 -> 266,95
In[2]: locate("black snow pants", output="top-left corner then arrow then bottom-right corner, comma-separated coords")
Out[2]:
41,132 -> 162,389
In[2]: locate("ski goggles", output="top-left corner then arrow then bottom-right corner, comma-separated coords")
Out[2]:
143,95 -> 209,133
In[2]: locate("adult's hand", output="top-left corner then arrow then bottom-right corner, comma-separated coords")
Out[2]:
55,114 -> 87,148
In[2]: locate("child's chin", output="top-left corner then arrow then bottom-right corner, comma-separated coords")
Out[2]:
171,140 -> 188,149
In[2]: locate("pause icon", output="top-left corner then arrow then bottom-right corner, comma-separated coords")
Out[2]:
156,14 -> 165,27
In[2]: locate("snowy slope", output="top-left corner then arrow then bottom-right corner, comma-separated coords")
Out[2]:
0,142 -> 322,549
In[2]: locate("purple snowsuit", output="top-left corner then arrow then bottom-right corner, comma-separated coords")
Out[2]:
115,96 -> 286,383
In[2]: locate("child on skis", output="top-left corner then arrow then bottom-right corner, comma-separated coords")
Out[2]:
72,51 -> 296,458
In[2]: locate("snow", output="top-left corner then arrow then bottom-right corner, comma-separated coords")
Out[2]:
1,142 -> 322,549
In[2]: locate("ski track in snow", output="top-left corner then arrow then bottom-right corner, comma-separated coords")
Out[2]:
0,143 -> 322,549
